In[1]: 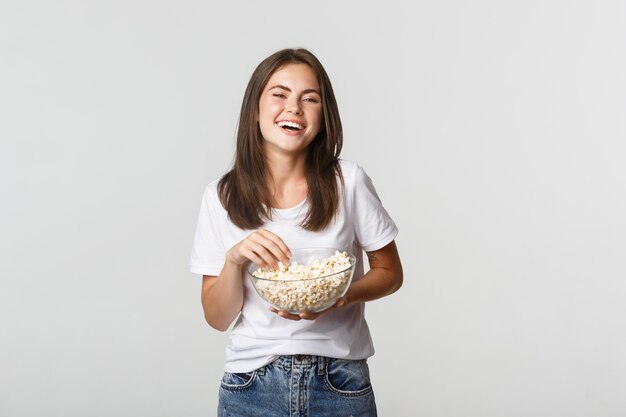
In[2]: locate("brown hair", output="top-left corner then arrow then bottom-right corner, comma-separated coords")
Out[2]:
218,48 -> 344,231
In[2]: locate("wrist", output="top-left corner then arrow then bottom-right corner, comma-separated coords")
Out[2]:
225,248 -> 244,267
223,252 -> 245,273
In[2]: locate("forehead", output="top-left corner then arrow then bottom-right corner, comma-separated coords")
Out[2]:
266,63 -> 320,90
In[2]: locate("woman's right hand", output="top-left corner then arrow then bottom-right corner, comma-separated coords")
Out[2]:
226,229 -> 291,269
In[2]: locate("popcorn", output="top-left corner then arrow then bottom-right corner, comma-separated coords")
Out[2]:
251,251 -> 353,313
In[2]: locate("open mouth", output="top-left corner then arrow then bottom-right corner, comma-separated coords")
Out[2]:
276,121 -> 304,132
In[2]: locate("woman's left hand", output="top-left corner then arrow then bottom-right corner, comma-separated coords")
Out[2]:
269,297 -> 347,320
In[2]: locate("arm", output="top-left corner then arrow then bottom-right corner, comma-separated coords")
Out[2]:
201,229 -> 291,331
344,240 -> 403,304
200,262 -> 244,332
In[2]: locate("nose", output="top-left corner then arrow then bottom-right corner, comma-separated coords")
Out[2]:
286,97 -> 303,114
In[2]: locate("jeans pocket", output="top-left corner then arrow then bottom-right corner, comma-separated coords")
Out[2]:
220,371 -> 256,391
324,359 -> 373,397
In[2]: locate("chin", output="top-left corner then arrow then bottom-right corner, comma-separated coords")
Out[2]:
264,140 -> 309,155
271,133 -> 310,145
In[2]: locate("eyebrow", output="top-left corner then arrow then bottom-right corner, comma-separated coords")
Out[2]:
268,84 -> 321,95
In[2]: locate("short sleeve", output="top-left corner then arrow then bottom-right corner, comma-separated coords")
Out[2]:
189,185 -> 226,276
352,164 -> 399,252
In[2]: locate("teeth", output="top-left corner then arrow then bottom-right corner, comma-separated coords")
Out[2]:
277,121 -> 303,130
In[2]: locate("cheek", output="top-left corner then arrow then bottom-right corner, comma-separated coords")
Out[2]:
258,107 -> 278,131
310,112 -> 323,132
258,120 -> 274,139
258,97 -> 278,117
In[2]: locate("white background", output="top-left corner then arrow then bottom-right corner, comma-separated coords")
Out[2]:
1,1 -> 625,416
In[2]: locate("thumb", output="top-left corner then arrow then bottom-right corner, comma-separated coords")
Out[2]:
336,297 -> 347,308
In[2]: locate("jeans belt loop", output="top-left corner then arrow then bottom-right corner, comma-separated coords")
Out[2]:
317,356 -> 326,376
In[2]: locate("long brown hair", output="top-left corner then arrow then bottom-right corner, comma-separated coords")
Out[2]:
218,48 -> 344,231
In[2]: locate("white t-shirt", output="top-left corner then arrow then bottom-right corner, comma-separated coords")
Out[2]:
190,159 -> 398,372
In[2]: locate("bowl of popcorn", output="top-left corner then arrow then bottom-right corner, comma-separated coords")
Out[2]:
247,248 -> 356,314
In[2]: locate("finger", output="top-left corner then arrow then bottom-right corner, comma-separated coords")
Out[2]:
298,312 -> 321,320
269,307 -> 301,321
279,311 -> 302,320
335,298 -> 347,308
244,234 -> 280,267
245,241 -> 280,269
238,245 -> 269,267
254,229 -> 292,264
253,234 -> 290,266
256,229 -> 291,253
240,241 -> 281,269
270,306 -> 329,320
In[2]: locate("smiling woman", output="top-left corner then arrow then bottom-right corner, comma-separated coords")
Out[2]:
189,48 -> 403,417
219,49 -> 345,232
258,64 -> 322,158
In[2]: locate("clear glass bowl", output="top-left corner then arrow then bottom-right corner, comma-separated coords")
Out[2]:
247,248 -> 356,314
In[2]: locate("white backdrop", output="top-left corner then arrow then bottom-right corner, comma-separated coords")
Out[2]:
1,1 -> 625,416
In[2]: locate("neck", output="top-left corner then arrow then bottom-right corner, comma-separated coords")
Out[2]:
264,150 -> 308,208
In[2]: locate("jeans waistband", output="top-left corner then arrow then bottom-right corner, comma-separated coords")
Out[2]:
270,355 -> 329,372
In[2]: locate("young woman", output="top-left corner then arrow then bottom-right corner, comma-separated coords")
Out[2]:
190,48 -> 403,417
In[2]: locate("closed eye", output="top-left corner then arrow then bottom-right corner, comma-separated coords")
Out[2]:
273,93 -> 287,98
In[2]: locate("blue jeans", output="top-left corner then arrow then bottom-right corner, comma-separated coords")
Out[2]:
218,355 -> 377,417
